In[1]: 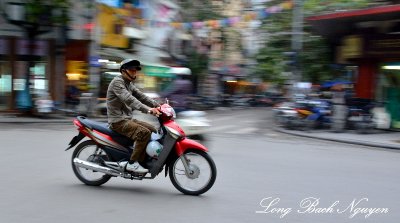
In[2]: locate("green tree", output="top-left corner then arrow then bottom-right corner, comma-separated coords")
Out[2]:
254,2 -> 292,85
177,0 -> 224,93
255,0 -> 376,85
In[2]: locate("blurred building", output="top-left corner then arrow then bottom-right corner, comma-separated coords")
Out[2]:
95,0 -> 188,94
307,2 -> 400,128
0,0 -> 190,113
0,0 -> 101,113
197,0 -> 248,97
0,0 -> 263,112
0,1 -> 66,112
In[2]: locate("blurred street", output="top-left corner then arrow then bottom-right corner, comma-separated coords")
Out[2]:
1,1 -> 400,223
0,108 -> 399,223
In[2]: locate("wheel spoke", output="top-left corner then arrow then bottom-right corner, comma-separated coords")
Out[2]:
171,152 -> 214,193
74,143 -> 109,182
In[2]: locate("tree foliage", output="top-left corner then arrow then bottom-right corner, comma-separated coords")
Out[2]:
177,0 -> 223,87
25,0 -> 70,26
254,6 -> 292,84
255,0 -> 374,84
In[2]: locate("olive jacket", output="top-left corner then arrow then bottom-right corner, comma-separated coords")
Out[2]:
106,75 -> 159,124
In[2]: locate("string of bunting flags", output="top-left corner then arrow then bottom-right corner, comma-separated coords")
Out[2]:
131,0 -> 293,30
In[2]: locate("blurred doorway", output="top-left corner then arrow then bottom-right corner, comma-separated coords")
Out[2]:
0,61 -> 12,110
378,63 -> 400,128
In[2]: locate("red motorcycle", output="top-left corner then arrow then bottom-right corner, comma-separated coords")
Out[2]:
65,103 -> 216,195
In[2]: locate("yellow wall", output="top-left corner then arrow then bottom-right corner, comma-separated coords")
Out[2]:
97,4 -> 129,48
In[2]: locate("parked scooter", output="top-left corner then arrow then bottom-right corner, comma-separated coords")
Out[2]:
345,98 -> 375,134
272,101 -> 298,127
302,100 -> 332,130
65,103 -> 217,195
274,99 -> 332,130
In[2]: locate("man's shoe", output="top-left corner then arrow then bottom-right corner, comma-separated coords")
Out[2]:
126,161 -> 148,174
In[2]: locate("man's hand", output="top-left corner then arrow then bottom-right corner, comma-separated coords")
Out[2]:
149,107 -> 162,117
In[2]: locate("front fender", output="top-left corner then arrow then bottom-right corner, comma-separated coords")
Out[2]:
175,138 -> 208,156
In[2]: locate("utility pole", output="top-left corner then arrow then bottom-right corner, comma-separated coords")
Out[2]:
290,0 -> 304,94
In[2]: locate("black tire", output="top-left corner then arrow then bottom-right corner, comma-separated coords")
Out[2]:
169,150 -> 216,196
356,122 -> 371,134
72,140 -> 112,186
302,119 -> 315,131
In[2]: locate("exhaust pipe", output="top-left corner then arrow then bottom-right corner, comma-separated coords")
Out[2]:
73,158 -> 122,177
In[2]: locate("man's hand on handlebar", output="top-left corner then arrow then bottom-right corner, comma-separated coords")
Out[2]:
148,107 -> 162,117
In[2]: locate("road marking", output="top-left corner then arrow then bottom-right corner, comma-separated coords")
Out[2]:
227,127 -> 258,134
265,133 -> 279,137
207,124 -> 237,133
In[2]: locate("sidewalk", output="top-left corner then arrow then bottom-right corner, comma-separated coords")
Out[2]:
276,127 -> 400,150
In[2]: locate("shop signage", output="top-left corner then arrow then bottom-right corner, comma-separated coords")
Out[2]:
89,56 -> 101,67
16,40 -> 48,56
143,65 -> 174,78
341,35 -> 363,59
365,34 -> 400,57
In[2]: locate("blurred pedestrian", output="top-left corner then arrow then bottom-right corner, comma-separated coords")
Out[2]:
65,83 -> 80,111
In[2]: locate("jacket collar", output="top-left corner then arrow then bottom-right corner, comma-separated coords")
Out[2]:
118,74 -> 131,84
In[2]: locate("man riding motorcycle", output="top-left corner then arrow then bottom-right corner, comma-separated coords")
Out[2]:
107,59 -> 161,173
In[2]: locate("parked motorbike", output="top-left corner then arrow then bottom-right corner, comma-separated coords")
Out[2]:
302,100 -> 332,130
273,101 -> 313,130
345,98 -> 375,134
274,99 -> 332,130
272,101 -> 298,127
65,103 -> 217,195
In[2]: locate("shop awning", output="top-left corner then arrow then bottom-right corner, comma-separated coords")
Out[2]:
143,65 -> 174,78
321,80 -> 352,88
167,67 -> 191,75
306,4 -> 400,40
97,48 -> 175,78
98,48 -> 169,66
123,27 -> 146,39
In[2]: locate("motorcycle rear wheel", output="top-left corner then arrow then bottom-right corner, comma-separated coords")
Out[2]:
72,140 -> 112,186
169,150 -> 216,196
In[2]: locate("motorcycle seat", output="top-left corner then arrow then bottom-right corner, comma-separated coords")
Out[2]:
76,116 -> 133,147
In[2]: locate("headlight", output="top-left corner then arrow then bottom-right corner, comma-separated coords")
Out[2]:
164,107 -> 176,119
165,126 -> 182,139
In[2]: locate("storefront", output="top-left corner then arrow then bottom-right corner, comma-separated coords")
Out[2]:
307,4 -> 400,128
65,40 -> 90,93
0,37 -> 55,112
0,38 -> 12,110
378,63 -> 400,128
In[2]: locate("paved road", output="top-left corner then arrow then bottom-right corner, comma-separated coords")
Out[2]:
0,108 -> 399,223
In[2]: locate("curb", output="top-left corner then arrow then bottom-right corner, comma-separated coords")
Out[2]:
274,127 -> 400,150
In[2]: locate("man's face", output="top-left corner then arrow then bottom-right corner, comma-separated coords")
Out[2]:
123,68 -> 138,82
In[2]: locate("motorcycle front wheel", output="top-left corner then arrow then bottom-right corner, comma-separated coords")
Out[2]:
169,150 -> 216,196
72,140 -> 112,186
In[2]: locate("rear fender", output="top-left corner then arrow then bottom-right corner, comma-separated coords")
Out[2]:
65,132 -> 85,151
174,138 -> 208,156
